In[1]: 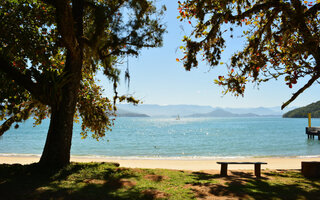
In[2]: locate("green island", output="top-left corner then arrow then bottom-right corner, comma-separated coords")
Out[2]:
1,162 -> 320,200
283,101 -> 320,118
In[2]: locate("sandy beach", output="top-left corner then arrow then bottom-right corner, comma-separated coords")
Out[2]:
1,156 -> 320,171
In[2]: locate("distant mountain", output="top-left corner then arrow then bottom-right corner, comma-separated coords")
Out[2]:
117,104 -> 214,117
117,104 -> 294,117
186,108 -> 259,118
283,101 -> 320,118
116,109 -> 150,117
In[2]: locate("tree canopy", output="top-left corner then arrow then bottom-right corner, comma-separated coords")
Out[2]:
178,0 -> 320,109
0,0 -> 165,168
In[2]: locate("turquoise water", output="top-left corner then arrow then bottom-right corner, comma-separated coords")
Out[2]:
1,117 -> 320,158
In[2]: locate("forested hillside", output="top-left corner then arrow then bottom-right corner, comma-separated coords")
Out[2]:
283,101 -> 320,118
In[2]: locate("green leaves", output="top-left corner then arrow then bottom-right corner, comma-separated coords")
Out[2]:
0,0 -> 165,138
179,0 -> 320,108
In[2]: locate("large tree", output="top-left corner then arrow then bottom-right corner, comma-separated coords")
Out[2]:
178,0 -> 320,109
0,0 -> 165,168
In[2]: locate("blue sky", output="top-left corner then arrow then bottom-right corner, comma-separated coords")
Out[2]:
99,0 -> 320,109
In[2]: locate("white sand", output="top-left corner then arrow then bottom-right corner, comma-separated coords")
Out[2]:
1,156 -> 320,171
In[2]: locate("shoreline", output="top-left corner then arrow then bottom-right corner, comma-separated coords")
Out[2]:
1,154 -> 320,171
2,153 -> 320,159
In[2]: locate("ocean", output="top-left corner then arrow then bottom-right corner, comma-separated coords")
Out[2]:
1,117 -> 320,159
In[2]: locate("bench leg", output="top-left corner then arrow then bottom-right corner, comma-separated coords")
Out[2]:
220,163 -> 228,176
254,164 -> 261,178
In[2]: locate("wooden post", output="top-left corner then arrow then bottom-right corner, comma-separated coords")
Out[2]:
308,113 -> 311,128
254,163 -> 261,178
220,163 -> 228,176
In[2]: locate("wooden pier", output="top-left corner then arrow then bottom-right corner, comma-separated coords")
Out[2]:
306,127 -> 320,140
305,113 -> 320,140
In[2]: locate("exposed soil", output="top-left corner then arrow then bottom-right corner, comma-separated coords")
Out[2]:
185,170 -> 272,200
83,178 -> 136,188
187,183 -> 252,200
142,189 -> 170,199
119,178 -> 136,188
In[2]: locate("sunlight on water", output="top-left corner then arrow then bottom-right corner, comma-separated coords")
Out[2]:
1,117 -> 320,158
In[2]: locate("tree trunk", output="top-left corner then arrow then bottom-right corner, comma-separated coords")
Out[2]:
39,49 -> 82,169
39,0 -> 84,169
39,81 -> 79,169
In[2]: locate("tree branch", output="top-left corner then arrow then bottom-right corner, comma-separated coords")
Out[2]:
291,0 -> 320,65
228,1 -> 284,21
305,3 -> 320,17
0,55 -> 44,101
281,73 -> 320,109
54,0 -> 79,54
0,102 -> 35,136
0,116 -> 16,137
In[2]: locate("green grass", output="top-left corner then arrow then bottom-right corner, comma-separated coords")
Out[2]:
0,163 -> 319,200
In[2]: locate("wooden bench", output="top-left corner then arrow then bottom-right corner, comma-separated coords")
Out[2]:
217,162 -> 267,177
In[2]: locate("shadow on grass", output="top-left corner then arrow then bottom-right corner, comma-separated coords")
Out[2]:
0,163 -> 162,200
2,163 -> 320,200
187,170 -> 320,200
190,172 -> 221,181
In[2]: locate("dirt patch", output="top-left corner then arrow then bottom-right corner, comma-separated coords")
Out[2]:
144,174 -> 168,182
142,189 -> 170,199
186,183 -> 250,200
199,170 -> 220,175
119,178 -> 136,188
185,170 -> 271,200
83,178 -> 135,187
83,179 -> 107,184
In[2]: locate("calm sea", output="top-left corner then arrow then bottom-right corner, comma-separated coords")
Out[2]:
1,117 -> 320,159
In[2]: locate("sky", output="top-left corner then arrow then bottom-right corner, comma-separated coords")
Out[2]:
98,0 -> 320,110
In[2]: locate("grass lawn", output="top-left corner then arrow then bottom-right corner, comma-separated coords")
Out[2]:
0,162 -> 319,200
